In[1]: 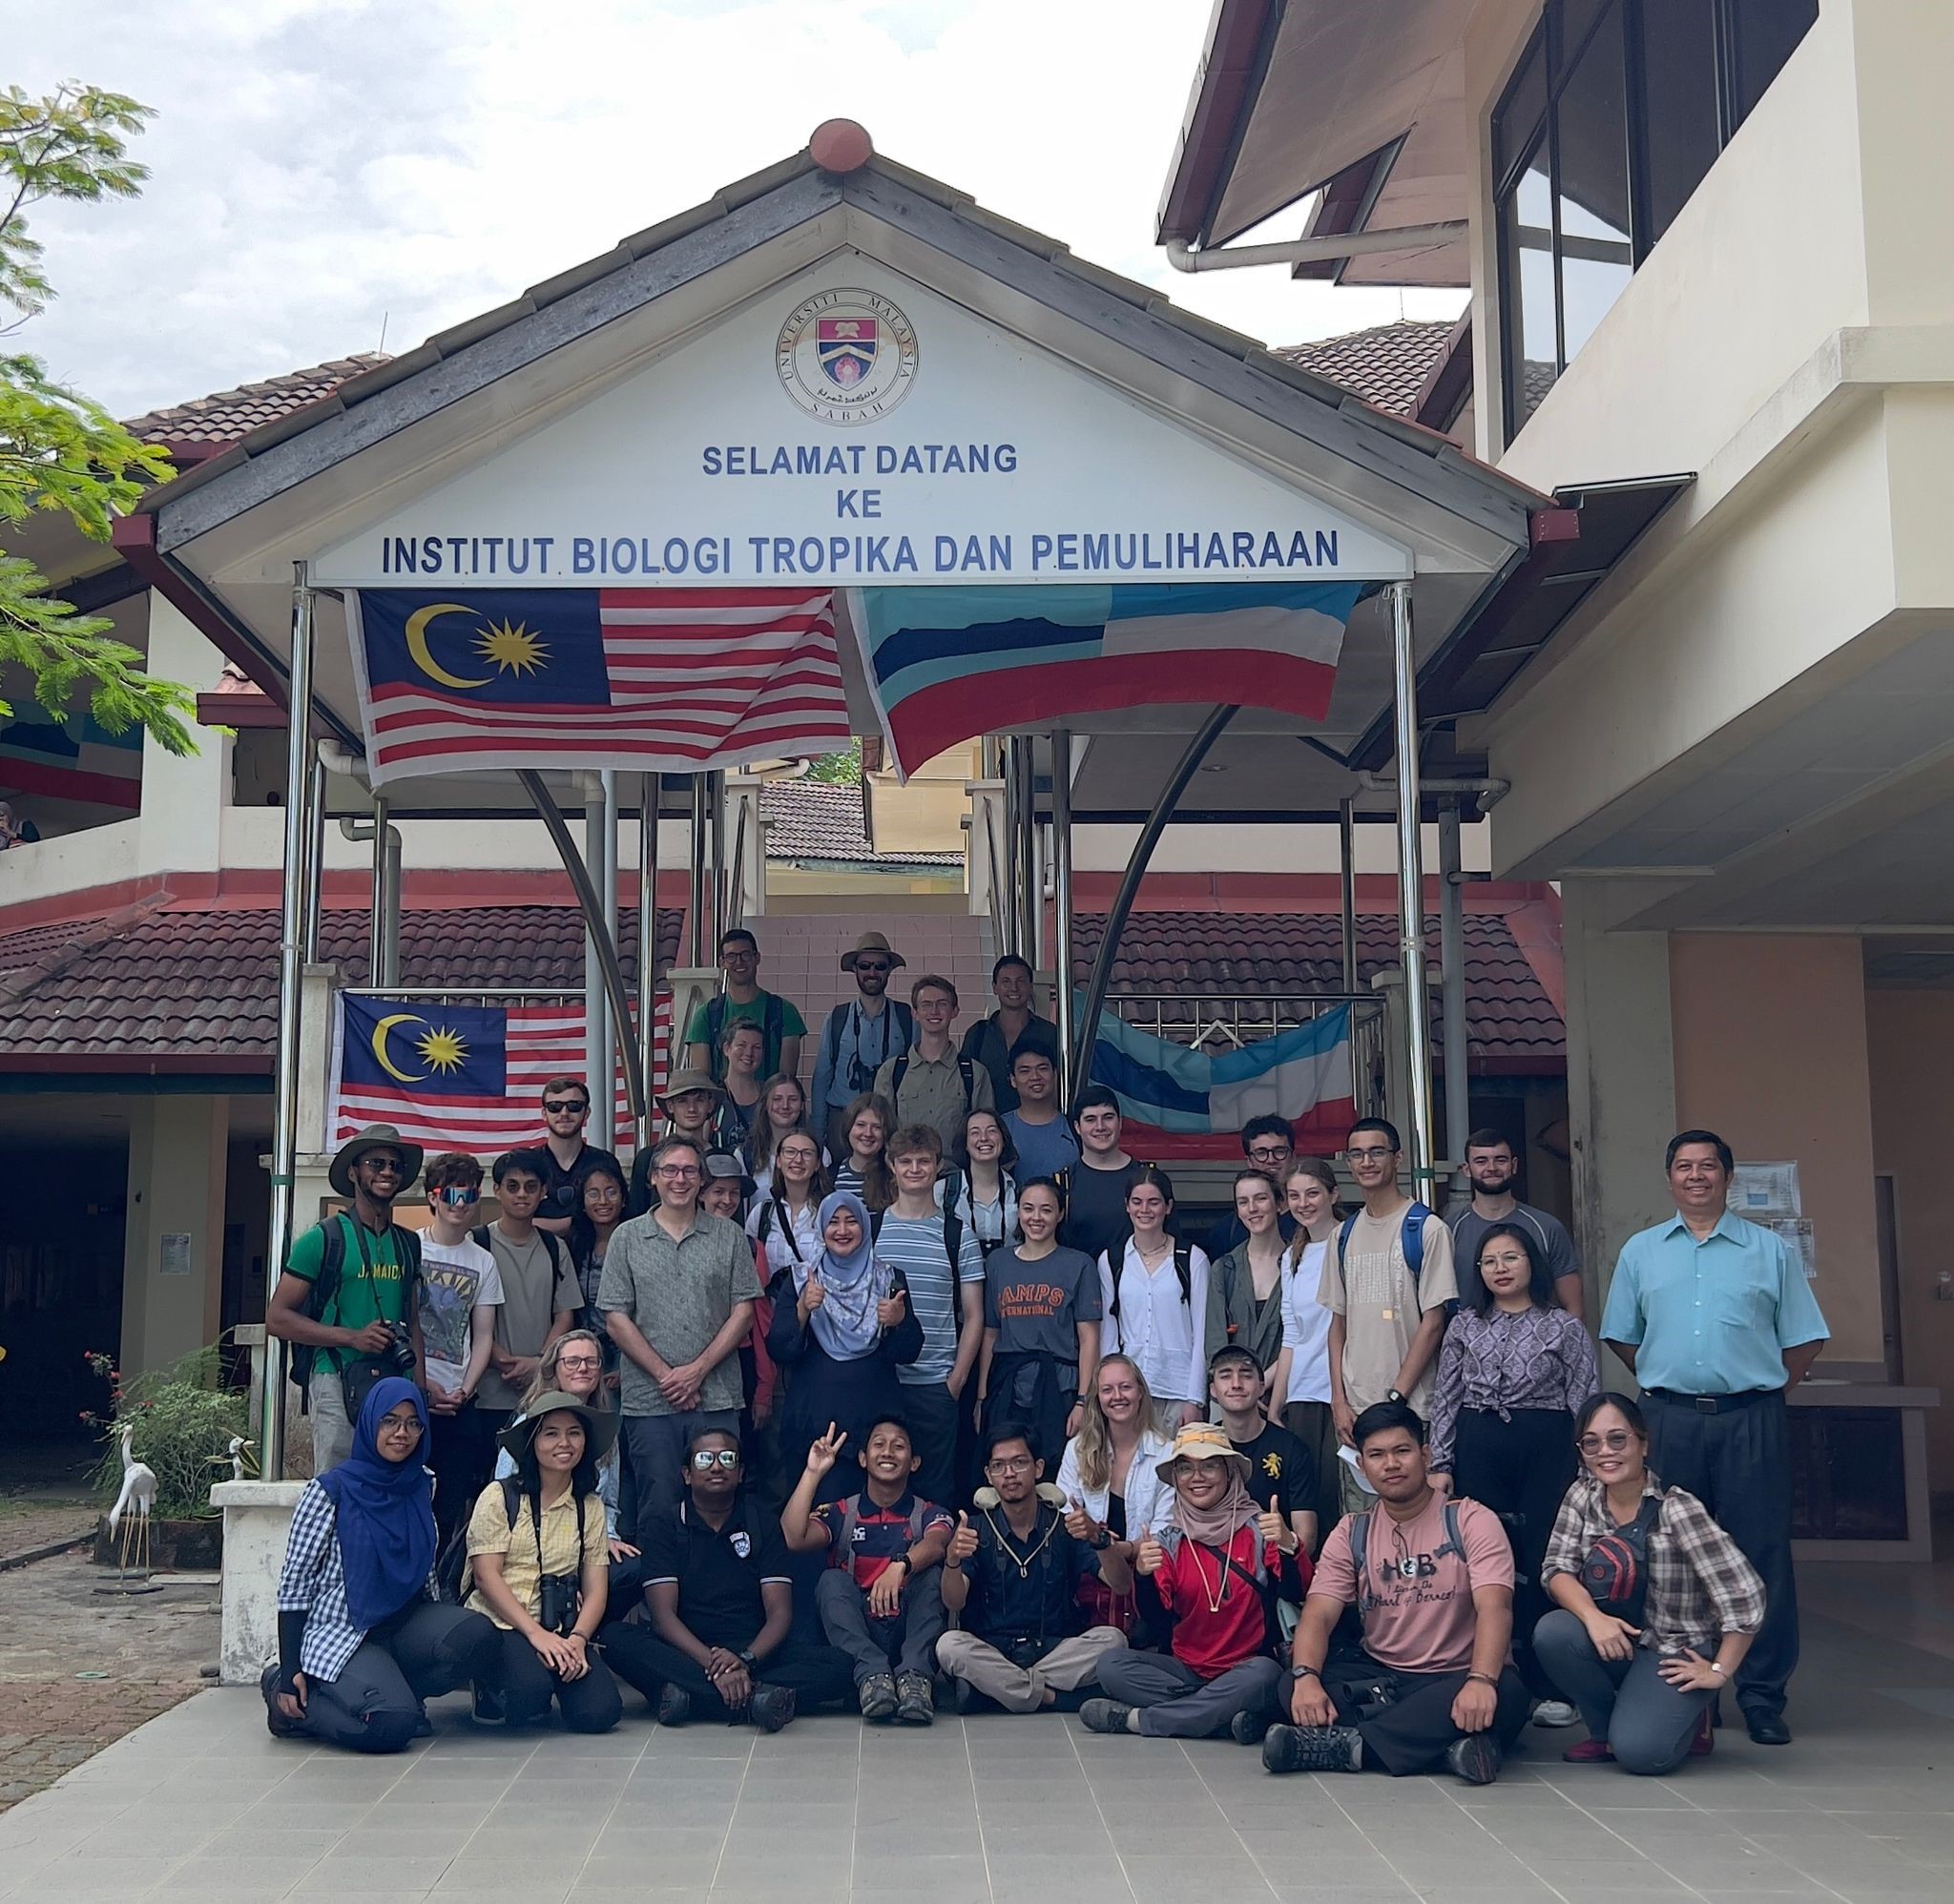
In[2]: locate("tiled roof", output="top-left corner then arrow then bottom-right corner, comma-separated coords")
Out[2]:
759,777 -> 962,867
1071,909 -> 1565,1066
124,356 -> 391,448
1273,321 -> 1456,417
0,903 -> 682,1065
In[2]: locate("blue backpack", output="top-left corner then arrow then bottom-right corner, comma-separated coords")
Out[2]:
1335,1202 -> 1438,1298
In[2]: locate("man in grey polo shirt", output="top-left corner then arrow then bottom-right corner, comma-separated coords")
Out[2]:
599,1134 -> 759,1535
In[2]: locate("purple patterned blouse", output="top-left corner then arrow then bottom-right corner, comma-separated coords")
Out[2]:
1427,1306 -> 1600,1474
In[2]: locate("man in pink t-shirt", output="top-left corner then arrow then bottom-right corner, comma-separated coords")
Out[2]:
1260,1400 -> 1530,1784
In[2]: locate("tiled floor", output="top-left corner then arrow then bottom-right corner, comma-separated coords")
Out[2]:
2,1586 -> 1949,1904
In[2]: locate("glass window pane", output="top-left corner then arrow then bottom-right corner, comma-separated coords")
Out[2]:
1637,0 -> 1721,245
1502,150 -> 1558,430
1730,0 -> 1818,129
1494,29 -> 1548,186
1555,4 -> 1632,362
1556,0 -> 1612,77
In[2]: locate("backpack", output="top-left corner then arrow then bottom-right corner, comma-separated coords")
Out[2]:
1347,1498 -> 1467,1615
835,1491 -> 933,1556
286,1213 -> 424,1394
1336,1203 -> 1439,1302
1105,1231 -> 1194,1330
755,1198 -> 806,1263
701,991 -> 785,1080
471,1224 -> 566,1277
438,1474 -> 591,1610
887,1050 -> 978,1112
821,998 -> 915,1096
870,1200 -> 966,1275
937,1166 -> 1016,1255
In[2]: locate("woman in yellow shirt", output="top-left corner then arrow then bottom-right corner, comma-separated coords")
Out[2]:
466,1391 -> 621,1731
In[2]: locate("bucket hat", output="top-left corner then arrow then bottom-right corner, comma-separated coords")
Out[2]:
658,1067 -> 726,1108
704,1150 -> 757,1198
494,1391 -> 620,1464
329,1124 -> 425,1199
1154,1421 -> 1254,1486
840,931 -> 906,972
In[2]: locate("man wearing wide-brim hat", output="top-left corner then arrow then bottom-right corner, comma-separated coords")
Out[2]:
809,931 -> 916,1163
627,1067 -> 727,1214
267,1126 -> 426,1474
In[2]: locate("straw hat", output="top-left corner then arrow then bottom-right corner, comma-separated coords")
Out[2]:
840,931 -> 905,972
1154,1421 -> 1254,1485
329,1124 -> 425,1199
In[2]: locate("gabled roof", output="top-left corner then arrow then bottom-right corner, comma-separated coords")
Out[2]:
126,356 -> 391,455
759,777 -> 960,869
1276,321 -> 1456,419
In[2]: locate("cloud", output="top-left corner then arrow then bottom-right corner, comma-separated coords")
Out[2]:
11,1 -> 1462,418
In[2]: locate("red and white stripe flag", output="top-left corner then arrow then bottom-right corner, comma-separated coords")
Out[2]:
347,587 -> 852,784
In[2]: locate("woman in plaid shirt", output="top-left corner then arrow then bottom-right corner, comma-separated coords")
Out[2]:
1536,1392 -> 1764,1774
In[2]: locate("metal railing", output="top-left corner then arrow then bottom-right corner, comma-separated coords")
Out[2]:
1092,990 -> 1387,1125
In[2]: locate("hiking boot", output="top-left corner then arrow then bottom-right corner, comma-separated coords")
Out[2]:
1229,1706 -> 1276,1747
936,1669 -> 971,1715
750,1684 -> 797,1734
1531,1698 -> 1580,1728
894,1672 -> 934,1725
1693,1708 -> 1718,1755
470,1683 -> 506,1727
858,1671 -> 899,1721
1260,1724 -> 1362,1774
1445,1733 -> 1504,1786
1079,1697 -> 1134,1735
656,1684 -> 693,1728
1561,1737 -> 1614,1763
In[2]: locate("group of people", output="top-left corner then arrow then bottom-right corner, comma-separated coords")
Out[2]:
263,937 -> 1829,1783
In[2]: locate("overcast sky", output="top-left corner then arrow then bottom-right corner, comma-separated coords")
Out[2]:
13,1 -> 1465,420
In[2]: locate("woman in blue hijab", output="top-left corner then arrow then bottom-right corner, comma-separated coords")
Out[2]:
765,1190 -> 924,1504
262,1376 -> 500,1750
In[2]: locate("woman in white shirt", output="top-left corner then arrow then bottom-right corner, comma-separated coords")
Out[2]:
1096,1165 -> 1211,1433
939,1107 -> 1019,1252
1056,1353 -> 1173,1641
748,1129 -> 829,1281
1264,1155 -> 1341,1544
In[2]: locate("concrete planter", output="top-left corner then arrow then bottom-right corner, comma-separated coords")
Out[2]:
210,1480 -> 307,1686
91,1514 -> 224,1572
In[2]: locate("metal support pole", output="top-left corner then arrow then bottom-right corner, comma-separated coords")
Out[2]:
1069,706 -> 1237,1107
519,770 -> 646,1124
1388,579 -> 1436,1195
709,769 -> 726,948
1019,744 -> 1042,969
368,794 -> 389,984
301,751 -> 326,964
1051,728 -> 1075,1090
1002,737 -> 1022,957
1338,796 -> 1359,993
637,773 -> 661,1151
261,565 -> 316,1478
1439,797 -> 1469,1179
584,778 -> 614,1151
688,776 -> 710,966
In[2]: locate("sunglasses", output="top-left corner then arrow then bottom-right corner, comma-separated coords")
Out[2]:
690,1448 -> 740,1471
544,1100 -> 590,1115
1577,1431 -> 1634,1455
437,1188 -> 480,1208
854,962 -> 891,975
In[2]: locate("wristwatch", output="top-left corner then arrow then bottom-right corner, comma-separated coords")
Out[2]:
736,1648 -> 758,1670
1288,1664 -> 1321,1682
1385,1389 -> 1406,1404
1091,1527 -> 1112,1550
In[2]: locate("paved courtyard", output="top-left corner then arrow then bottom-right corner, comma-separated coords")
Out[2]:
0,1547 -> 1948,1904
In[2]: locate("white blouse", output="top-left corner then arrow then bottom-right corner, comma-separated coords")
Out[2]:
1279,1237 -> 1334,1404
1097,1237 -> 1212,1404
1055,1425 -> 1174,1540
746,1196 -> 822,1280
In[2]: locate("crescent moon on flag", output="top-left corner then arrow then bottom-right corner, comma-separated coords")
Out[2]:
370,1012 -> 429,1083
404,604 -> 492,690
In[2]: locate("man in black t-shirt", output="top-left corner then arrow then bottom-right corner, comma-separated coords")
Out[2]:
1210,1345 -> 1319,1556
598,1429 -> 852,1731
531,1075 -> 625,1237
1058,1086 -> 1139,1264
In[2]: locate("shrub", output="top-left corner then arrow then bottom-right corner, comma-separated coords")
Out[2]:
85,1344 -> 247,1521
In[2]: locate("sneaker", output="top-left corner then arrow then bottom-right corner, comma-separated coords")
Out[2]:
1561,1737 -> 1614,1763
1691,1708 -> 1716,1756
470,1683 -> 506,1727
749,1684 -> 797,1734
656,1684 -> 693,1728
260,1666 -> 303,1740
894,1672 -> 934,1726
1229,1707 -> 1276,1747
859,1672 -> 899,1722
1260,1724 -> 1362,1775
410,1710 -> 434,1740
936,1669 -> 971,1715
1531,1699 -> 1580,1728
1079,1697 -> 1134,1736
1445,1733 -> 1503,1786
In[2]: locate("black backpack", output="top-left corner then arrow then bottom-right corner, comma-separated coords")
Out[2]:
887,1050 -> 978,1110
286,1213 -> 424,1393
471,1224 -> 567,1276
870,1200 -> 966,1275
437,1474 -> 590,1610
701,992 -> 786,1080
1347,1498 -> 1467,1615
1105,1231 -> 1194,1330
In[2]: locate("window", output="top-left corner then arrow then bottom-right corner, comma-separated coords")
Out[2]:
1493,0 -> 1819,439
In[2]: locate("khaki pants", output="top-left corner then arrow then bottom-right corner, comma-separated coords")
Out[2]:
309,1369 -> 354,1473
935,1627 -> 1127,1712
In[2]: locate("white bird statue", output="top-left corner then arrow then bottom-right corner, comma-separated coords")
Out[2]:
108,1424 -> 158,1580
226,1436 -> 258,1482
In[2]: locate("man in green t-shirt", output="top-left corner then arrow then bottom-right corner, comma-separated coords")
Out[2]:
682,929 -> 806,1083
266,1125 -> 426,1472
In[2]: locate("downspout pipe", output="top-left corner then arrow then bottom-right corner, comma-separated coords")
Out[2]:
1163,222 -> 1467,274
338,810 -> 402,987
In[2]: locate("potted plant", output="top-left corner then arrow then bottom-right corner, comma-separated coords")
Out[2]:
84,1345 -> 248,1571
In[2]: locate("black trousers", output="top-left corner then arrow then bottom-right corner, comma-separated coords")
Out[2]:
600,1625 -> 856,1717
1643,1387 -> 1797,1718
428,1403 -> 494,1553
488,1625 -> 623,1732
899,1380 -> 961,1511
1327,1652 -> 1531,1776
1451,1407 -> 1576,1700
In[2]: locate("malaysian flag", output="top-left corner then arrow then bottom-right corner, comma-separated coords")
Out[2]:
346,588 -> 852,785
329,992 -> 670,1157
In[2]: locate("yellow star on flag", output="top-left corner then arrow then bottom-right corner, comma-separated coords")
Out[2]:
416,1025 -> 469,1073
474,618 -> 550,675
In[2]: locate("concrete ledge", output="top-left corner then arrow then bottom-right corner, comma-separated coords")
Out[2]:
211,1479 -> 305,1686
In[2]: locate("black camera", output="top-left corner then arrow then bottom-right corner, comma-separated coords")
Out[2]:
381,1319 -> 417,1376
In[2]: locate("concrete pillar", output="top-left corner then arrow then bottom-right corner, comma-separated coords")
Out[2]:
136,597 -> 235,879
1561,881 -> 1678,1332
210,1479 -> 305,1683
120,1094 -> 229,1374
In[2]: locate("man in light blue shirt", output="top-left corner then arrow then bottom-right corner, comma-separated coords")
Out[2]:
1601,1128 -> 1828,1746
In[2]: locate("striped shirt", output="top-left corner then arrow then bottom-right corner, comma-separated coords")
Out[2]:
1542,1471 -> 1765,1655
875,1211 -> 986,1385
277,1480 -> 437,1684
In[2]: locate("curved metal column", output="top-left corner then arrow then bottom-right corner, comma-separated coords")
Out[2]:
1388,579 -> 1436,1195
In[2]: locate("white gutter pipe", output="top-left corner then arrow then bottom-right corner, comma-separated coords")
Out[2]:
1163,222 -> 1468,274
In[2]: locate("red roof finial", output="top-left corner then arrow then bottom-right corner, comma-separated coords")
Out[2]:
809,119 -> 874,175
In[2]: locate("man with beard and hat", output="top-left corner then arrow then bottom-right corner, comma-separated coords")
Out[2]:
267,1125 -> 426,1473
810,931 -> 915,1162
1449,1129 -> 1584,1322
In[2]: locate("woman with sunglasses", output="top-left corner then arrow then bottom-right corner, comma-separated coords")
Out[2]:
417,1152 -> 505,1550
264,1378 -> 501,1751
1536,1393 -> 1764,1773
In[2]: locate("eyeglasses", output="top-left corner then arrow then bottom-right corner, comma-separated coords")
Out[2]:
985,1455 -> 1035,1474
779,1148 -> 819,1166
1577,1431 -> 1633,1455
1247,1146 -> 1291,1163
1346,1147 -> 1395,1163
690,1448 -> 740,1471
544,1100 -> 590,1116
556,1356 -> 602,1373
656,1164 -> 701,1181
378,1417 -> 425,1438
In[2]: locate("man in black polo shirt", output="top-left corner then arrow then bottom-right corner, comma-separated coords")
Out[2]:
936,1421 -> 1126,1712
598,1429 -> 851,1731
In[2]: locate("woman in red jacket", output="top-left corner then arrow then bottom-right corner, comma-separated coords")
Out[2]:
1081,1423 -> 1309,1739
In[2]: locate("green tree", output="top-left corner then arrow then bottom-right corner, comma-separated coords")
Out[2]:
803,736 -> 862,784
1,81 -> 194,756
